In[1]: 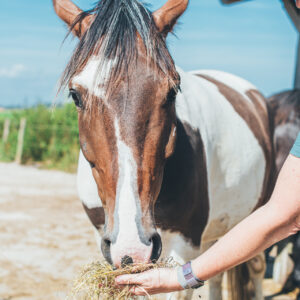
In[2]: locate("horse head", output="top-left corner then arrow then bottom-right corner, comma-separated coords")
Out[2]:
53,0 -> 188,268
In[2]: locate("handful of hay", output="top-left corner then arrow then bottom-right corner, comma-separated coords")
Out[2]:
69,258 -> 178,300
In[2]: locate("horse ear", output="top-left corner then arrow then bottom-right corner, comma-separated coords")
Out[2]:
52,0 -> 93,38
152,0 -> 189,35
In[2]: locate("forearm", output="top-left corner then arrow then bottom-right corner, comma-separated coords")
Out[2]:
192,203 -> 294,280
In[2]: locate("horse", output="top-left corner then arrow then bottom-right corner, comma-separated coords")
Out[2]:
265,89 -> 300,300
53,0 -> 275,299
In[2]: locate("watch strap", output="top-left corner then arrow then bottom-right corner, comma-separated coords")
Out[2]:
177,261 -> 205,289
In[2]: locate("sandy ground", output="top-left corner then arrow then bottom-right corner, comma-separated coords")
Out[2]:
0,163 -> 99,300
0,163 -> 296,300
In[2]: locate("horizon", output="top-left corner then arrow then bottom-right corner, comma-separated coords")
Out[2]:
0,0 -> 298,108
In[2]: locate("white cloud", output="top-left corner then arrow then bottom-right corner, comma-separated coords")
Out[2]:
0,64 -> 26,78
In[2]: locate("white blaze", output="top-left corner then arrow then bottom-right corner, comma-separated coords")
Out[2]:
72,56 -> 116,99
111,119 -> 152,266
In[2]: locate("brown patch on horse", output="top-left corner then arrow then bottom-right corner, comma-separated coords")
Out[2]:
155,120 -> 209,247
77,96 -> 119,233
246,90 -> 268,122
197,75 -> 274,209
83,204 -> 105,230
268,90 -> 300,173
246,89 -> 276,207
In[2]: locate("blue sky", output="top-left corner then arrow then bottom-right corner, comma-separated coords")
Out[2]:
0,0 -> 298,107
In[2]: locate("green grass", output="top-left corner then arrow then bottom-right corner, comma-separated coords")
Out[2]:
0,104 -> 80,172
0,111 -> 13,119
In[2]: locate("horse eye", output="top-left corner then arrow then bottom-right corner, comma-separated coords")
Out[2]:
166,87 -> 178,104
69,89 -> 83,108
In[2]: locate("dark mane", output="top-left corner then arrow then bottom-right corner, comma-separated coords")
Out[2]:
60,0 -> 178,103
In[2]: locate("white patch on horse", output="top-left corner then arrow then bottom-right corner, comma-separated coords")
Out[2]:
275,122 -> 299,139
159,230 -> 200,264
111,119 -> 152,265
176,67 -> 266,242
72,56 -> 116,99
77,150 -> 102,209
190,69 -> 256,103
172,127 -> 176,137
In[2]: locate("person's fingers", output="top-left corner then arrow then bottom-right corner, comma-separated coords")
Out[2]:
115,273 -> 143,285
116,269 -> 157,285
116,268 -> 181,296
128,285 -> 148,296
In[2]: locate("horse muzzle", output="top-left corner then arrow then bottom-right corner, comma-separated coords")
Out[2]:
101,232 -> 162,268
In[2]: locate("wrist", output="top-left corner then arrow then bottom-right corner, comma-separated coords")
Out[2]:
191,260 -> 207,281
170,268 -> 184,291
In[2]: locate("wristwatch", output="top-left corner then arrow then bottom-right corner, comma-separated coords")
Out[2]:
177,261 -> 205,289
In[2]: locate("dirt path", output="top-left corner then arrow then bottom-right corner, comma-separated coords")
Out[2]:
0,163 -> 99,300
0,163 -> 296,300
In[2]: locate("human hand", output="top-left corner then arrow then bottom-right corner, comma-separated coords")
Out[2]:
115,267 -> 183,296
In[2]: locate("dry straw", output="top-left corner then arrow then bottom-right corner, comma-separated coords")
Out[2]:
69,258 -> 178,300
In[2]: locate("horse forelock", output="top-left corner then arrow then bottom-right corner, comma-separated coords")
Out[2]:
60,0 -> 178,107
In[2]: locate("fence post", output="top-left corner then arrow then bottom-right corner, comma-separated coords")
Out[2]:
15,118 -> 26,164
2,119 -> 10,143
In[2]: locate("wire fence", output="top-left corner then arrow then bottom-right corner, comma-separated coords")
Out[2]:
0,104 -> 80,172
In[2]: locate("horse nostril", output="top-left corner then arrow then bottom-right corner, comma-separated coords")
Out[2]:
121,255 -> 133,268
103,238 -> 111,247
150,233 -> 162,263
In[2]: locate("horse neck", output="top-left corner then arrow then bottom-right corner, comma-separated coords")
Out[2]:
154,75 -> 210,246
